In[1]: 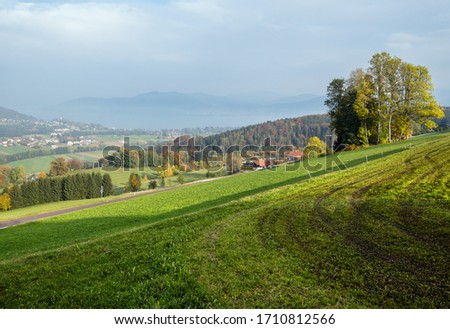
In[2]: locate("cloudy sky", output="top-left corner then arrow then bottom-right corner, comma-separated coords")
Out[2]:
1,0 -> 449,112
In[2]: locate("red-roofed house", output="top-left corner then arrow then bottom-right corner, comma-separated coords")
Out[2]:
253,158 -> 266,168
287,150 -> 303,162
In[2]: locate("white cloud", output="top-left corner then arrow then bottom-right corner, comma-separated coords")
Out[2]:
386,33 -> 421,51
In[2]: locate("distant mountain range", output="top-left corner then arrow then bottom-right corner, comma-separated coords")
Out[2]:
40,92 -> 327,129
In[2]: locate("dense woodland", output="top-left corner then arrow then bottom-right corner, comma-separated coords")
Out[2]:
325,52 -> 444,147
198,114 -> 331,149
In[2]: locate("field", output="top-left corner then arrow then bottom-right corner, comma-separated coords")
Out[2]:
0,132 -> 449,308
5,151 -> 104,174
96,134 -> 161,146
0,145 -> 30,155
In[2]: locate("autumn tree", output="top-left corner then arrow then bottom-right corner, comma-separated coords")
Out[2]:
127,173 -> 141,192
0,193 -> 11,211
0,174 -> 10,190
226,151 -> 242,174
326,52 -> 444,146
67,159 -> 84,171
303,136 -> 327,158
50,157 -> 69,176
9,166 -> 26,183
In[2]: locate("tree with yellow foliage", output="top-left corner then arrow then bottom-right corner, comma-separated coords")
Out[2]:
0,193 -> 11,211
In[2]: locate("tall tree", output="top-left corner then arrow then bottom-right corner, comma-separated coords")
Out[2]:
50,157 -> 69,176
102,174 -> 114,197
325,78 -> 360,147
349,68 -> 375,145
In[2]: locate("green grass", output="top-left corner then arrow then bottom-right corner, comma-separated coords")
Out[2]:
0,132 -> 449,308
0,145 -> 30,155
0,194 -> 128,222
5,152 -> 103,174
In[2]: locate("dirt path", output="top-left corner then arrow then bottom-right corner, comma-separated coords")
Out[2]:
0,176 -> 228,229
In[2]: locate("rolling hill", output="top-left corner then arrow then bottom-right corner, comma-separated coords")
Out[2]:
0,132 -> 448,308
0,106 -> 36,122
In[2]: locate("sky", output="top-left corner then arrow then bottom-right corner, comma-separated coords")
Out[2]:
1,0 -> 450,113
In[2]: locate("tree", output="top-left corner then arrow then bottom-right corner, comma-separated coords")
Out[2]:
303,136 -> 327,158
21,181 -> 39,206
102,174 -> 114,197
226,152 -> 242,174
9,166 -> 26,183
62,176 -> 77,200
67,159 -> 83,171
127,173 -> 141,192
325,78 -> 360,147
50,177 -> 63,202
8,185 -> 23,209
349,68 -> 375,145
177,172 -> 185,184
0,193 -> 11,211
0,174 -> 10,190
85,174 -> 95,199
37,177 -> 52,203
92,173 -> 103,198
50,157 -> 69,176
368,52 -> 390,144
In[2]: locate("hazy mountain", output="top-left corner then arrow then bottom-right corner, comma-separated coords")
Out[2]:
42,92 -> 327,129
0,106 -> 36,121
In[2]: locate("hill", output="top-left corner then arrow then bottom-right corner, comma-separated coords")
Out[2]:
0,106 -> 36,121
0,132 -> 448,308
199,114 -> 330,148
44,92 -> 327,129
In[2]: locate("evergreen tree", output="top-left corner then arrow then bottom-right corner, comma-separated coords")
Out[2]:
21,181 -> 39,207
62,176 -> 77,200
38,178 -> 52,203
8,184 -> 23,209
92,173 -> 103,198
102,174 -> 114,197
85,173 -> 95,199
50,177 -> 63,202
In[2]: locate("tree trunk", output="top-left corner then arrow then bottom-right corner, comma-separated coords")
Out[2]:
365,122 -> 369,145
388,114 -> 393,143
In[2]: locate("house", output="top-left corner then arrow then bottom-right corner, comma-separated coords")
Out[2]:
287,150 -> 303,162
253,158 -> 266,168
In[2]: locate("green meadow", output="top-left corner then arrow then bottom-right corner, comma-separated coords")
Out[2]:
0,132 -> 449,308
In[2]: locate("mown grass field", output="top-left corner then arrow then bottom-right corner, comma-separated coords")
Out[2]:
0,132 -> 449,308
0,145 -> 30,155
5,151 -> 104,174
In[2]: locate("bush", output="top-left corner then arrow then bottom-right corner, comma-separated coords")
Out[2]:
149,180 -> 157,190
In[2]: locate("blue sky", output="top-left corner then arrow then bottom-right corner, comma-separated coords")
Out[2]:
1,0 -> 449,112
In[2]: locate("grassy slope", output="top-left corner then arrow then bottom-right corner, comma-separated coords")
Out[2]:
0,132 -> 449,308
